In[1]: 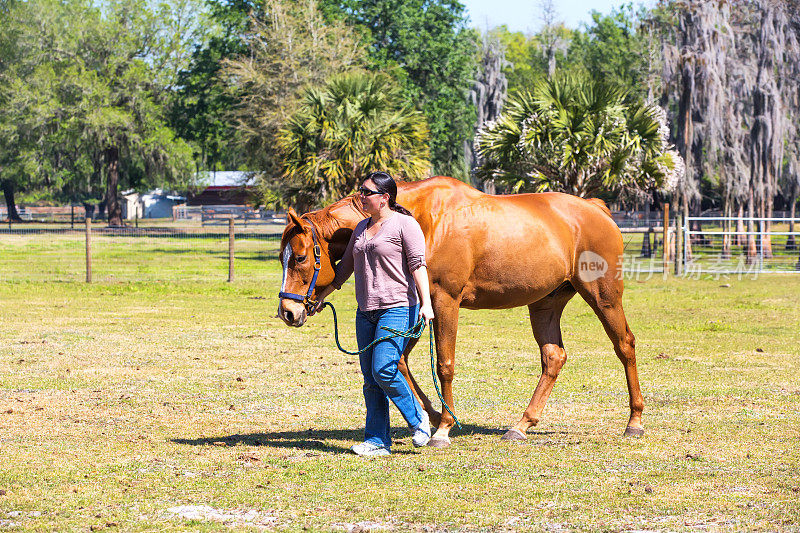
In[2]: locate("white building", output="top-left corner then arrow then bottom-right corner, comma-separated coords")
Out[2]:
121,189 -> 185,219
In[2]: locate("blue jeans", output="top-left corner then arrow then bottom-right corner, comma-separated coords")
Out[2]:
355,304 -> 424,450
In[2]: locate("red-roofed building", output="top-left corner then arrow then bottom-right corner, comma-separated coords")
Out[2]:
186,171 -> 257,206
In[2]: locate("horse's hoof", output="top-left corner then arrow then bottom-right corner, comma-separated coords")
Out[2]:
501,428 -> 526,441
427,436 -> 451,448
624,426 -> 645,438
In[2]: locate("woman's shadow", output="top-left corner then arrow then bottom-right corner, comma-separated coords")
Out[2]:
172,424 -> 505,454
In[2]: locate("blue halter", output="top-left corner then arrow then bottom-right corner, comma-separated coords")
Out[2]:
278,224 -> 323,312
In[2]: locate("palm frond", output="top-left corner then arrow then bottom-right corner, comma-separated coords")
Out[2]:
474,72 -> 675,197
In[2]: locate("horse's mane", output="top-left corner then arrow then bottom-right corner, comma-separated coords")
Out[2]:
300,194 -> 367,238
587,198 -> 612,218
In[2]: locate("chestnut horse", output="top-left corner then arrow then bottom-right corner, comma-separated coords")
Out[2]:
278,176 -> 643,447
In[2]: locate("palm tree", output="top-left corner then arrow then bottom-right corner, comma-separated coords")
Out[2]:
278,72 -> 431,206
474,73 -> 682,198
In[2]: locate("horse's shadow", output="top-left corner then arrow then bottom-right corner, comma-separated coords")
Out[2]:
172,424 -> 514,454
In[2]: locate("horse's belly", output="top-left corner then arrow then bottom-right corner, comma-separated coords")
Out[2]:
459,283 -> 565,309
459,264 -> 570,310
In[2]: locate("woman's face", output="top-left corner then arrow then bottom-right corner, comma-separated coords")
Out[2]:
359,179 -> 387,214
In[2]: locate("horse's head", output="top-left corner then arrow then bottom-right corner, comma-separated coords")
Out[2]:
278,208 -> 336,327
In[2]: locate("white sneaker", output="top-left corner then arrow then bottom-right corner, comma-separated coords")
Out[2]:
412,412 -> 431,447
351,442 -> 390,456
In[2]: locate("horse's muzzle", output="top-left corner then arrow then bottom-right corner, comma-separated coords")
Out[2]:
278,299 -> 307,327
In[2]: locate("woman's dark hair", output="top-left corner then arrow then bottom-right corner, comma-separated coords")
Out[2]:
364,171 -> 413,216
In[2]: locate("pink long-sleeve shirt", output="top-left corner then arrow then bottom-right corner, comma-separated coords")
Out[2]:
332,213 -> 427,311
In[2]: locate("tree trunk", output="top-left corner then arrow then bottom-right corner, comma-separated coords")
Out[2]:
1,179 -> 23,222
757,194 -> 766,260
722,196 -> 731,259
787,191 -> 796,251
682,192 -> 692,262
736,201 -> 745,247
746,189 -> 757,264
104,146 -> 124,227
676,50 -> 694,263
763,197 -> 774,258
733,200 -> 744,246
750,3 -> 786,262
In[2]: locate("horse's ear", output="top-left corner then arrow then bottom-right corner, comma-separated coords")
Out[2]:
287,208 -> 306,232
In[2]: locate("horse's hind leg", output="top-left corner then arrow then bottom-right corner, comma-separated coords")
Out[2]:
503,283 -> 576,441
574,276 -> 644,437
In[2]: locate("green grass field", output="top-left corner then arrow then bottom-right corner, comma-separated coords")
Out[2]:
0,229 -> 281,283
1,244 -> 799,531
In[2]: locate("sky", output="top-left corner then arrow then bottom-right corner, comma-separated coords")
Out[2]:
460,0 -> 644,33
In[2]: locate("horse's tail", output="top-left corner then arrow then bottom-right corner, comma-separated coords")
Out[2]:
587,198 -> 612,218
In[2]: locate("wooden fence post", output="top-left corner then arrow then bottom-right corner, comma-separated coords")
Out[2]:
228,218 -> 235,283
662,203 -> 670,277
85,218 -> 92,283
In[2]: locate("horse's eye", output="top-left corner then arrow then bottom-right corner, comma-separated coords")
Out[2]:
295,255 -> 307,263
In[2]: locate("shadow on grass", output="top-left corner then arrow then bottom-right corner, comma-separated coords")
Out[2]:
172,423 -> 539,454
174,429 -> 360,454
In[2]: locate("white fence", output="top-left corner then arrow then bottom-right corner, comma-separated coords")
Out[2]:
0,224 -> 282,283
683,217 -> 800,275
0,205 -> 86,222
2,214 -> 798,283
172,205 -> 286,226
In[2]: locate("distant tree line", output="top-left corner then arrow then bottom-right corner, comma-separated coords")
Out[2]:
1,0 -> 798,225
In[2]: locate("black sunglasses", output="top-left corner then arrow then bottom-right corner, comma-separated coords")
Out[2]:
358,186 -> 382,197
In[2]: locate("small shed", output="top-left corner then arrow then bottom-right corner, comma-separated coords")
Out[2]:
142,189 -> 186,218
121,191 -> 144,220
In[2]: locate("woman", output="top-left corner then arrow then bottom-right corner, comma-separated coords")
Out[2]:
313,171 -> 435,456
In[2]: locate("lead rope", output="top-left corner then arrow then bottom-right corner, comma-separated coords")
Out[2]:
319,301 -> 461,429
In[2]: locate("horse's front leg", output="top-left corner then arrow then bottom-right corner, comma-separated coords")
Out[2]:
397,338 -> 439,426
428,294 -> 460,448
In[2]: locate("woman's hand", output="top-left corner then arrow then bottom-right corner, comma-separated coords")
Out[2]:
419,303 -> 435,325
309,285 -> 334,316
308,297 -> 326,316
